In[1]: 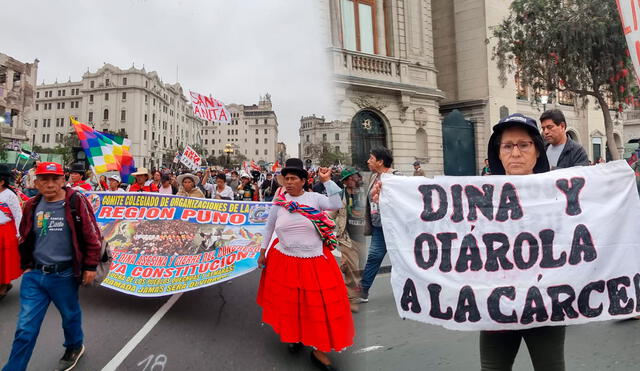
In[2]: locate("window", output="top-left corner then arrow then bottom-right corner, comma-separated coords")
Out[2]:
335,146 -> 340,153
89,94 -> 94,103
122,77 -> 127,85
90,81 -> 94,88
105,78 -> 110,86
264,138 -> 268,144
264,119 -> 268,124
255,129 -> 259,135
34,119 -> 38,128
341,0 -> 376,54
145,95 -> 148,102
335,133 -> 340,140
264,129 -> 268,134
323,133 -> 327,141
42,134 -> 46,143
62,90 -> 66,96
144,114 -> 148,123
61,102 -> 65,109
105,93 -> 109,101
264,149 -> 268,155
36,92 -> 40,98
306,135 -> 309,142
122,92 -> 127,101
121,110 -> 126,121
103,109 -> 109,120
255,138 -> 259,144
204,139 -> 208,145
88,112 -> 93,122
35,104 -> 39,111
144,130 -> 147,140
255,149 -> 259,155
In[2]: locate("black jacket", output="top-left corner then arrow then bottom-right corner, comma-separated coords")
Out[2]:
545,138 -> 590,169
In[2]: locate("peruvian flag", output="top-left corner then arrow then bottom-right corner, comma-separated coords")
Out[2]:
271,161 -> 279,172
250,160 -> 261,171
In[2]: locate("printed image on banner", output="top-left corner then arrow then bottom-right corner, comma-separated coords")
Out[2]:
188,90 -> 230,124
86,192 -> 271,297
379,161 -> 640,331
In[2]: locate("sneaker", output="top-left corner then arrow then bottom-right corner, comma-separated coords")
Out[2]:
358,289 -> 369,303
55,345 -> 85,371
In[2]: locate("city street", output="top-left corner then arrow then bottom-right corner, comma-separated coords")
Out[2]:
357,272 -> 640,371
0,270 -> 365,371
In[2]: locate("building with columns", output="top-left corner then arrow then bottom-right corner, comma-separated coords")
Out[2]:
200,94 -> 279,164
327,0 -> 445,174
0,53 -> 39,146
432,0 -> 623,171
299,114 -> 351,167
33,63 -> 203,169
327,0 -> 625,176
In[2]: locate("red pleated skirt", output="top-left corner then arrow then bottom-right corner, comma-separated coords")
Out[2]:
257,242 -> 355,352
0,222 -> 22,284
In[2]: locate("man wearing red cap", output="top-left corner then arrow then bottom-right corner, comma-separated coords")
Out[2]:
3,162 -> 102,371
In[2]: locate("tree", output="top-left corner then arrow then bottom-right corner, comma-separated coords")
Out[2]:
493,0 -> 634,160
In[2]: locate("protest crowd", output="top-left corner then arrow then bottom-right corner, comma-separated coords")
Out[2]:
0,108 -> 639,371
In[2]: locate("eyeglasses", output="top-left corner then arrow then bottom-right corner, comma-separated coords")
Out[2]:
500,141 -> 534,154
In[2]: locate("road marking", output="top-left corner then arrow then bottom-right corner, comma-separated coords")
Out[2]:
353,345 -> 384,353
101,293 -> 183,371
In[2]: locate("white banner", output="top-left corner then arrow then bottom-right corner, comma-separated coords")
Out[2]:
189,90 -> 231,124
180,145 -> 201,172
381,161 -> 640,331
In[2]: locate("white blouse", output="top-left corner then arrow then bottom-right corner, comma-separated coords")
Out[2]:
0,188 -> 22,233
261,181 -> 342,258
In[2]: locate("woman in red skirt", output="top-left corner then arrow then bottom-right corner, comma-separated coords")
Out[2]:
0,165 -> 23,300
257,159 -> 354,371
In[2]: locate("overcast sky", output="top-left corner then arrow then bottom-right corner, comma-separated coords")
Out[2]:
1,0 -> 334,157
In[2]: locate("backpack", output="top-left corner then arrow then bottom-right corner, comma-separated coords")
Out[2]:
69,192 -> 112,286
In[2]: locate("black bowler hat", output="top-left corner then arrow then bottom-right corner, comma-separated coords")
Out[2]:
280,158 -> 308,179
0,164 -> 13,177
69,163 -> 86,175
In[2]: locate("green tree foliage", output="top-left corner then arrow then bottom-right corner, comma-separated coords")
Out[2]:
493,0 -> 634,160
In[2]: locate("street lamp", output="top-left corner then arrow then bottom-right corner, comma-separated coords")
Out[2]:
224,143 -> 234,168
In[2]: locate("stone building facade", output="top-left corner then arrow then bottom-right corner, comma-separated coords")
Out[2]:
432,0 -> 624,170
0,53 -> 39,146
328,0 -> 445,174
299,114 -> 351,167
200,94 -> 279,164
33,63 -> 203,169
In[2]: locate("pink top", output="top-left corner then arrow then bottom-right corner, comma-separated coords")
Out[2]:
262,181 -> 342,258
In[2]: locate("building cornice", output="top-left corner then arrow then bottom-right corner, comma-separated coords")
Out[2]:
334,74 -> 445,100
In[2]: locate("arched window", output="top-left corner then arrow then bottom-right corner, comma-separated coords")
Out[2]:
416,128 -> 427,158
351,110 -> 386,170
103,109 -> 109,120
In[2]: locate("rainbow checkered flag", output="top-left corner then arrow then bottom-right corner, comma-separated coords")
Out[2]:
70,117 -> 136,183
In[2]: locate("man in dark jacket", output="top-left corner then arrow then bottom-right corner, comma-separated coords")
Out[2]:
540,109 -> 590,169
3,162 -> 102,371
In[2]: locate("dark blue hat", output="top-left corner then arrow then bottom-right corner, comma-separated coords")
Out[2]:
492,113 -> 539,133
487,113 -> 550,175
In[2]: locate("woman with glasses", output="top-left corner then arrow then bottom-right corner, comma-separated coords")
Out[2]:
482,113 -> 561,371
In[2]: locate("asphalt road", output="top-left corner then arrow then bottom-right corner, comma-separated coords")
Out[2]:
357,272 -> 640,371
0,270 -> 366,371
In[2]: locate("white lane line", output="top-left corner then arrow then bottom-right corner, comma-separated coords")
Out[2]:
101,293 -> 183,371
353,345 -> 384,354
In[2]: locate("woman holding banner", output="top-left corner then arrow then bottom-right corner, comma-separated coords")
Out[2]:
0,165 -> 22,300
257,158 -> 354,370
371,113 -> 560,370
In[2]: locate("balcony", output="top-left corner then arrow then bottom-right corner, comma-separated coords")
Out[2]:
0,126 -> 28,140
332,48 -> 441,98
333,48 -> 401,84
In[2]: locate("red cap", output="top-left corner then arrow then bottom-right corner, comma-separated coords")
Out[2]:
35,162 -> 64,176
